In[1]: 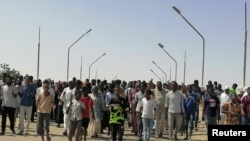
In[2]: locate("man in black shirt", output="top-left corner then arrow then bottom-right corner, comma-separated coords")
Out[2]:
107,86 -> 129,141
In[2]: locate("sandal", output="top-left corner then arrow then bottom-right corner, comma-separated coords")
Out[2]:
47,136 -> 51,141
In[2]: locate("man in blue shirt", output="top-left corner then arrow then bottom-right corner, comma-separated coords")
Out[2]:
18,76 -> 35,135
192,85 -> 201,130
182,85 -> 196,140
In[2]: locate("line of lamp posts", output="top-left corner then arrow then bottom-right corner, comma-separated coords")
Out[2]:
36,5 -> 201,85
150,6 -> 205,86
37,5 -> 247,87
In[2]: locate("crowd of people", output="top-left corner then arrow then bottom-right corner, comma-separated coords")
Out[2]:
0,72 -> 250,141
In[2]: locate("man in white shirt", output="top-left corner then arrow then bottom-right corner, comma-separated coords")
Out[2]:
135,84 -> 145,140
165,81 -> 184,140
60,80 -> 74,136
67,90 -> 85,141
139,89 -> 156,141
1,75 -> 18,135
219,86 -> 231,125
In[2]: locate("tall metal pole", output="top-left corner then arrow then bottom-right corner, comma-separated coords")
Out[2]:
67,28 -> 92,81
80,56 -> 82,80
243,2 -> 247,87
150,69 -> 162,81
184,51 -> 186,84
173,6 -> 205,87
37,27 -> 41,79
89,53 -> 106,80
158,43 -> 177,82
95,70 -> 97,80
152,61 -> 167,83
170,68 -> 171,81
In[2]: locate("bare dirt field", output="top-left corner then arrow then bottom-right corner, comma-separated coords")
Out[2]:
0,106 -> 207,141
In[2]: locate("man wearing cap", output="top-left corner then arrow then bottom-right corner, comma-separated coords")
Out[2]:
219,86 -> 231,124
60,80 -> 74,136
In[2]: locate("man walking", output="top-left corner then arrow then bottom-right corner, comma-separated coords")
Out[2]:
18,76 -> 35,135
1,75 -> 18,135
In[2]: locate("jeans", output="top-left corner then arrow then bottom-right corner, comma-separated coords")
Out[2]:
36,113 -> 50,135
195,109 -> 199,128
242,116 -> 250,125
184,113 -> 194,136
68,120 -> 82,141
137,113 -> 143,137
142,118 -> 154,141
19,105 -> 32,131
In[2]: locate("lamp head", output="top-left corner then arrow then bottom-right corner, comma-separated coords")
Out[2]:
152,61 -> 156,64
172,6 -> 181,15
102,53 -> 106,56
87,29 -> 92,33
150,69 -> 153,72
158,43 -> 164,49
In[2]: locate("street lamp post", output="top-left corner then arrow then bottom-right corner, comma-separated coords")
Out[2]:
67,28 -> 92,81
243,2 -> 247,87
158,43 -> 177,82
172,6 -> 205,87
184,51 -> 186,84
37,27 -> 41,79
80,56 -> 83,80
150,69 -> 162,81
89,53 -> 106,80
170,68 -> 171,81
152,61 -> 167,83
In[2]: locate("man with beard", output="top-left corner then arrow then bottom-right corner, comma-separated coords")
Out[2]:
1,75 -> 19,135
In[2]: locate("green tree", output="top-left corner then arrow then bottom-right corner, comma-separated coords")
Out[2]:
0,63 -> 20,79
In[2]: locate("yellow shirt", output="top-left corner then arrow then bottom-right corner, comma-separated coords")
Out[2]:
37,93 -> 54,113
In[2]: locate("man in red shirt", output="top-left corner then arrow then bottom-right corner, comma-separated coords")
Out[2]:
80,84 -> 94,141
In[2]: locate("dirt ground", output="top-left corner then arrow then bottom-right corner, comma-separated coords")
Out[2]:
0,106 -> 207,141
0,119 -> 207,141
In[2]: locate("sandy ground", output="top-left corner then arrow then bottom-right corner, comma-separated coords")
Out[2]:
0,118 -> 207,141
0,105 -> 207,141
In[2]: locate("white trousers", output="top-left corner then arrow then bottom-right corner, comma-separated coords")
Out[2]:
63,112 -> 69,131
155,108 -> 165,135
19,105 -> 32,131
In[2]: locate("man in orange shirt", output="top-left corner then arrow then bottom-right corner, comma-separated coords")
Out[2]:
36,80 -> 54,141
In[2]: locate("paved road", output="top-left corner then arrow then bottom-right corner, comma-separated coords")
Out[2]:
0,116 -> 207,141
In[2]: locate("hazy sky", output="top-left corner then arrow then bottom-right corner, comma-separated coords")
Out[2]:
0,0 -> 249,87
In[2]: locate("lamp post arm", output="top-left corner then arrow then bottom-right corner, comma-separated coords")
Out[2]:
88,53 -> 106,80
155,64 -> 167,78
66,28 -> 92,80
68,29 -> 92,51
89,55 -> 104,68
162,49 -> 177,65
151,70 -> 162,81
181,15 -> 205,86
